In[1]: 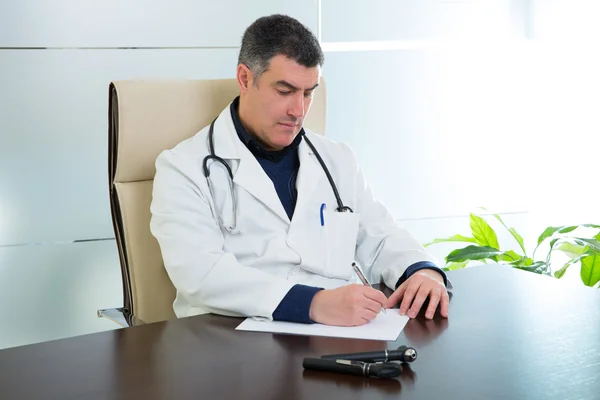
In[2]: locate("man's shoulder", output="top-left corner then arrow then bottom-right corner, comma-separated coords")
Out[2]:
160,104 -> 233,161
170,125 -> 211,156
156,124 -> 211,163
303,129 -> 358,164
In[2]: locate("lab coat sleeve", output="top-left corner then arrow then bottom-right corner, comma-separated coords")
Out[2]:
150,149 -> 294,320
344,145 -> 441,290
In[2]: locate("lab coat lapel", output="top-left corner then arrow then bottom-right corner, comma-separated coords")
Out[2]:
213,107 -> 290,223
293,136 -> 325,223
233,152 -> 290,223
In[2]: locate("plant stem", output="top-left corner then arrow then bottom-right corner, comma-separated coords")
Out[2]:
545,239 -> 562,273
532,243 -> 540,261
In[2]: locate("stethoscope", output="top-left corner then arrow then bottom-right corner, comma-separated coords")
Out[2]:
202,117 -> 353,233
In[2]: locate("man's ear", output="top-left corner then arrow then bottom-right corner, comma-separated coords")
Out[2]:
237,64 -> 253,93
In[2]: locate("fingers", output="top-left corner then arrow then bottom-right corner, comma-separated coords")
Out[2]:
385,283 -> 406,308
440,290 -> 450,318
407,285 -> 430,319
361,308 -> 378,322
424,286 -> 442,319
402,282 -> 449,319
343,281 -> 451,325
352,309 -> 377,326
359,288 -> 386,314
361,297 -> 385,314
399,282 -> 418,316
362,287 -> 388,307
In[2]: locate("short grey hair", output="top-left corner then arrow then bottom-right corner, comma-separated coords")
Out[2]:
238,14 -> 324,84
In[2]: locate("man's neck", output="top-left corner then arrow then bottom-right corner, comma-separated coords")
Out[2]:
237,98 -> 275,150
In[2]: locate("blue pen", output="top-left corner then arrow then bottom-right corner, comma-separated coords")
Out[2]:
320,203 -> 326,226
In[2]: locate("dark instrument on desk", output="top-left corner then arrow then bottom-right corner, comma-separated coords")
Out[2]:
303,358 -> 402,379
320,345 -> 417,363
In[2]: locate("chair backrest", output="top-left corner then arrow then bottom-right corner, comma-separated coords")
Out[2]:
108,78 -> 327,324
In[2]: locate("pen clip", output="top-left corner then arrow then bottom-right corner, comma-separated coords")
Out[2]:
342,359 -> 367,367
336,359 -> 368,375
320,203 -> 326,226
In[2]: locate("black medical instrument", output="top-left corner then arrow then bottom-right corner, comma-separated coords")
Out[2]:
303,358 -> 402,379
321,346 -> 418,364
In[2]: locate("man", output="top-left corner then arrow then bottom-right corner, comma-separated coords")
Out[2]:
150,14 -> 450,327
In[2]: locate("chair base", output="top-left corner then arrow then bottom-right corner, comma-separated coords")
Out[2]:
97,307 -> 146,328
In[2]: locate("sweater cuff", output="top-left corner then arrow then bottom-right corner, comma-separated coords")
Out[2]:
395,261 -> 448,289
272,284 -> 323,324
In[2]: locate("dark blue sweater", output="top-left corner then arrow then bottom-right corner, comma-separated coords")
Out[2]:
230,98 -> 447,323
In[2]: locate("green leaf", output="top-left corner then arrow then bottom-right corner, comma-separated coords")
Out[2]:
499,250 -> 522,262
582,224 -> 600,229
445,261 -> 469,271
537,226 -> 563,246
554,264 -> 569,279
424,234 -> 478,247
554,252 -> 590,279
509,256 -> 533,267
446,245 -> 504,263
517,261 -> 550,275
508,228 -> 526,255
580,254 -> 600,287
554,242 -> 586,259
470,213 -> 500,250
545,238 -> 562,268
573,238 -> 600,253
558,225 -> 577,234
595,232 -> 600,241
547,238 -> 560,259
490,213 -> 527,255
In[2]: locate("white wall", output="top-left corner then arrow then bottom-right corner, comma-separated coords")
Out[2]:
321,1 -> 534,259
1,0 -> 598,264
0,1 -> 319,47
0,1 -> 318,246
321,0 -> 600,262
320,0 -> 527,42
525,0 -> 600,233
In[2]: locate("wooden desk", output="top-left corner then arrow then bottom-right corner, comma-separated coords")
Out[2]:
0,265 -> 598,399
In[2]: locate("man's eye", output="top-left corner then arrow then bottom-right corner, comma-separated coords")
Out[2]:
304,92 -> 313,98
278,90 -> 292,96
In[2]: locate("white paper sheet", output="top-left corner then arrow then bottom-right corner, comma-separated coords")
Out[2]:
235,309 -> 408,341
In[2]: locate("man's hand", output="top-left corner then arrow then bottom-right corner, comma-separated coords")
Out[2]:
309,284 -> 388,326
385,269 -> 449,320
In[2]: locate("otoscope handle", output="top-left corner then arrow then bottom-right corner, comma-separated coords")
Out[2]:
303,358 -> 402,379
321,346 -> 417,363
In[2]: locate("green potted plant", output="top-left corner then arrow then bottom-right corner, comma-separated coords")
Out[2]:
425,209 -> 600,288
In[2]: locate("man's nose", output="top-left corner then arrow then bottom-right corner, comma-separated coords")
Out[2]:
288,93 -> 305,119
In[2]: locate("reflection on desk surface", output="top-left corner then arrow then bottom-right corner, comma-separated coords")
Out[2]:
0,265 -> 599,400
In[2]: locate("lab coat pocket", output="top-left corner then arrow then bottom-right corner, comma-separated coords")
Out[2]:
323,210 -> 360,280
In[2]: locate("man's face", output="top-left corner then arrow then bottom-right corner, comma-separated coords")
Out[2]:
238,54 -> 321,151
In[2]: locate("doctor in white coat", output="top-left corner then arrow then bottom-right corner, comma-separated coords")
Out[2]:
150,14 -> 450,327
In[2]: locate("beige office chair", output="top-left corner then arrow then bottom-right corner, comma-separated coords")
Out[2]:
98,78 -> 327,327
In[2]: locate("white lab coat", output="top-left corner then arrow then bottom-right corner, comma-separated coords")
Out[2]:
150,103 -> 438,320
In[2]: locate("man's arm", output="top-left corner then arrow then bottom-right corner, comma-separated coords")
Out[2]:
344,145 -> 450,319
151,148 -> 387,325
272,285 -> 322,323
150,149 -> 295,320
395,261 -> 448,288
